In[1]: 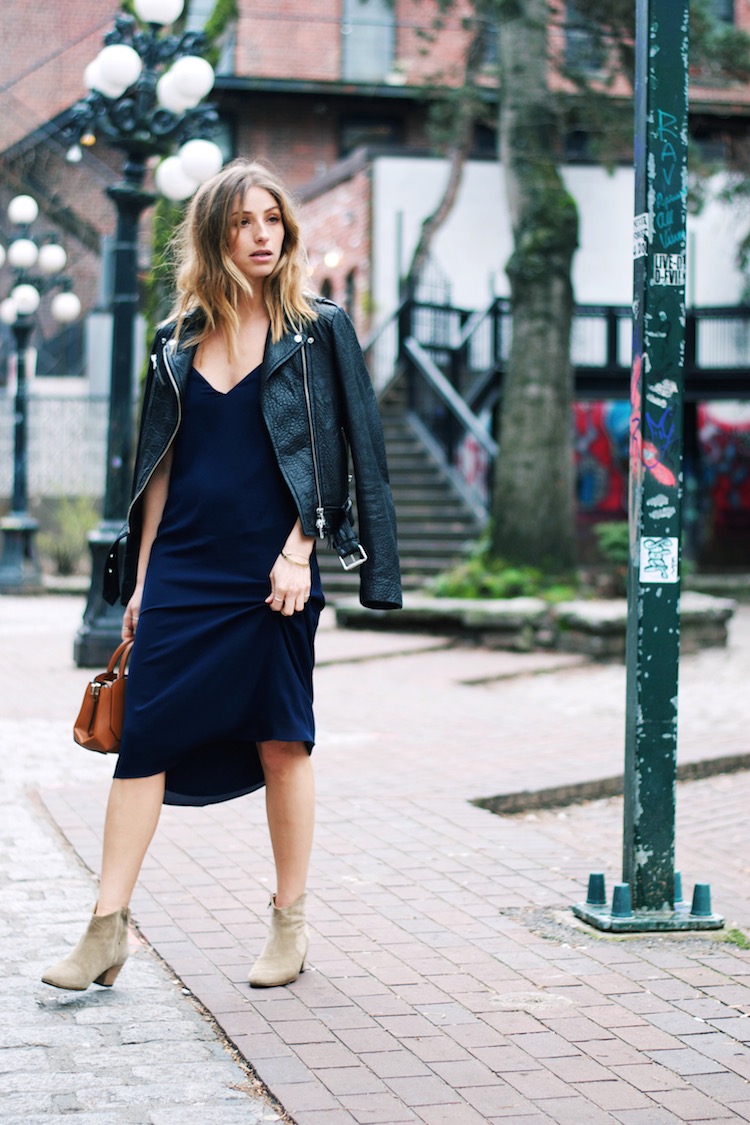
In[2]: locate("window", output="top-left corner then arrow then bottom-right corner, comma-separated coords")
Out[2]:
709,0 -> 734,23
565,2 -> 605,73
339,117 -> 403,157
482,23 -> 498,70
342,0 -> 395,83
344,270 -> 356,316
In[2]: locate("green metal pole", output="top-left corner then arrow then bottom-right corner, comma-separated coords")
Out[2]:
622,0 -> 689,913
574,0 -> 722,932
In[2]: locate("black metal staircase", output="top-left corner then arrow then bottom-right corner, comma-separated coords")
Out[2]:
315,374 -> 483,599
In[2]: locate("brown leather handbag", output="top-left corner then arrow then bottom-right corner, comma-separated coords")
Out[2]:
73,640 -> 133,754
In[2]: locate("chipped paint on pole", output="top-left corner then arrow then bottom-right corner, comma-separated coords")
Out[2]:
623,0 -> 688,912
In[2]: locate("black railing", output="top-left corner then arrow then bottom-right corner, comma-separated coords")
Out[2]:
386,297 -> 750,517
403,337 -> 498,519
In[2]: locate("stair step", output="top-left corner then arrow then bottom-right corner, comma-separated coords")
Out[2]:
315,373 -> 487,598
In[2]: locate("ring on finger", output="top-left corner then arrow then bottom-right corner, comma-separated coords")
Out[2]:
273,595 -> 283,602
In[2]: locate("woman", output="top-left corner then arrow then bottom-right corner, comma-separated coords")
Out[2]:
43,159 -> 401,993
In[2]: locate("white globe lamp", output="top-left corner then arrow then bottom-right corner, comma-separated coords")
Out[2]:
0,244 -> 6,270
38,243 -> 68,275
179,138 -> 223,183
8,239 -> 39,270
51,292 -> 82,324
168,55 -> 215,103
0,298 -> 17,325
155,156 -> 199,201
156,70 -> 195,114
134,0 -> 185,25
8,195 -> 39,226
84,58 -> 125,100
97,44 -> 143,95
11,284 -> 41,316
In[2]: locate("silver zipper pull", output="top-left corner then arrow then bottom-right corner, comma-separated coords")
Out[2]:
316,507 -> 326,538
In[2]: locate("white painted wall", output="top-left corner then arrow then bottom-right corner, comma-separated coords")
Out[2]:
371,156 -> 747,319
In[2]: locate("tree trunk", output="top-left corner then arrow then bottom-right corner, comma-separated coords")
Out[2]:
491,0 -> 579,570
405,23 -> 487,290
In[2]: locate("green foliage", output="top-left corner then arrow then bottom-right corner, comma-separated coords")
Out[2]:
593,520 -> 630,568
38,498 -> 99,576
203,0 -> 238,69
431,534 -> 577,600
723,927 -> 750,949
141,195 -> 186,372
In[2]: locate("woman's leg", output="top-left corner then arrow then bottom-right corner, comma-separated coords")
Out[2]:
249,741 -> 314,987
96,773 -> 166,914
42,773 -> 165,990
257,740 -> 314,906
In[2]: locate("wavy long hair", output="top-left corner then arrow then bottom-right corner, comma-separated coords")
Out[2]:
168,159 -> 317,350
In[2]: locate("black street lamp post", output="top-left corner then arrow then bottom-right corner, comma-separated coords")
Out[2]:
67,0 -> 222,666
0,195 -> 80,592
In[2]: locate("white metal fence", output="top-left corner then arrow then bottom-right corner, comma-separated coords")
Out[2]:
0,394 -> 109,500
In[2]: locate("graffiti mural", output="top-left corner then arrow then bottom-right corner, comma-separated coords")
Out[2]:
698,403 -> 750,532
574,400 -> 631,513
574,397 -> 750,558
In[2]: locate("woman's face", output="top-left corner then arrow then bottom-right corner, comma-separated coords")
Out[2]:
229,185 -> 285,285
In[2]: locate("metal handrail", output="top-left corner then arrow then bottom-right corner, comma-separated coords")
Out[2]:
403,337 -> 498,457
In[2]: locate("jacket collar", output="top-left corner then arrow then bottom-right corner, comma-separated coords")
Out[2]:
159,312 -> 307,391
262,326 -> 307,384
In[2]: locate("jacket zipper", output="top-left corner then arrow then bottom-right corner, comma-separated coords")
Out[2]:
125,342 -> 182,531
301,341 -> 326,538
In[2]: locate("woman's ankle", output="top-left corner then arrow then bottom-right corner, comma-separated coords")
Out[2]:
94,900 -> 129,917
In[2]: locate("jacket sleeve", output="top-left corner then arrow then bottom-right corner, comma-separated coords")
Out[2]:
329,306 -> 402,610
102,333 -> 160,606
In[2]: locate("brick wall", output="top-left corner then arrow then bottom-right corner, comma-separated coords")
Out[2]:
300,163 -> 373,337
234,0 -> 473,87
236,0 -> 343,83
0,1 -> 108,155
232,95 -> 341,187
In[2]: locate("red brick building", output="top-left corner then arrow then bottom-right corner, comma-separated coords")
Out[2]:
2,1 -> 748,345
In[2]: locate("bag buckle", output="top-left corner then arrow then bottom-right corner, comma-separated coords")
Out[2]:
339,544 -> 368,571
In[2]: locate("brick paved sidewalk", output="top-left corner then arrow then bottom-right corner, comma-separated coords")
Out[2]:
6,595 -> 750,1123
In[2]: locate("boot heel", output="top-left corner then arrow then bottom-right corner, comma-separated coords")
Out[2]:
94,963 -> 124,987
42,906 -> 130,992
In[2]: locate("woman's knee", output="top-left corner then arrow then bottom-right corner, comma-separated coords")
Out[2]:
257,740 -> 308,779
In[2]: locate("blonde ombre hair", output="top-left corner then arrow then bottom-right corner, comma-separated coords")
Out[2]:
168,159 -> 317,350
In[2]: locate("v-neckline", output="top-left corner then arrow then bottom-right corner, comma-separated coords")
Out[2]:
193,364 -> 261,396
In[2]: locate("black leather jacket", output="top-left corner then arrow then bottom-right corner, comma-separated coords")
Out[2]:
104,298 -> 401,610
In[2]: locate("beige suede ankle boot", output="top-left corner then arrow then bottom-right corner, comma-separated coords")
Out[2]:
42,906 -> 130,991
248,893 -> 308,988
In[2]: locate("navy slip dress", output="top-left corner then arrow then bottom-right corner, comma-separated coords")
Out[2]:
114,363 -> 324,806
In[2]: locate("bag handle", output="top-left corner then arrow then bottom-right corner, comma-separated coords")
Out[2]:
104,639 -> 134,679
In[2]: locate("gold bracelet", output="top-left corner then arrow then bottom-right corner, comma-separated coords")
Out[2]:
281,550 -> 311,567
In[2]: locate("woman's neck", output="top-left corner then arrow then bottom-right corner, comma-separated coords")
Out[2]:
237,288 -> 269,327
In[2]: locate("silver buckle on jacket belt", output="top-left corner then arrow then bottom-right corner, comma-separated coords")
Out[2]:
340,544 -> 368,571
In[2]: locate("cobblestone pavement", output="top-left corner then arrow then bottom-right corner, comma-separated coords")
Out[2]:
3,595 -> 750,1124
0,597 -> 285,1125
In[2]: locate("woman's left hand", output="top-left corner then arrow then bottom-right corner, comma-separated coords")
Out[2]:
266,551 -> 311,616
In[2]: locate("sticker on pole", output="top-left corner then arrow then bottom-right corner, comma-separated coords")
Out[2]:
633,213 -> 649,259
652,254 -> 685,286
640,536 -> 679,583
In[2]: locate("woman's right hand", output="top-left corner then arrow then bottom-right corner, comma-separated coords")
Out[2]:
123,586 -> 143,641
